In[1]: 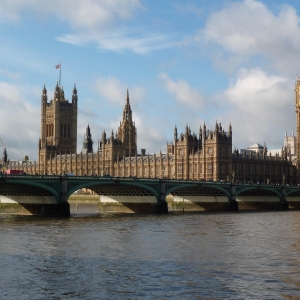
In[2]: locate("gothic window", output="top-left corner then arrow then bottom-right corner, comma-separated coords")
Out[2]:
194,164 -> 197,173
207,163 -> 212,174
189,164 -> 192,173
178,165 -> 182,174
68,124 -> 70,138
60,124 -> 63,137
200,164 -> 202,173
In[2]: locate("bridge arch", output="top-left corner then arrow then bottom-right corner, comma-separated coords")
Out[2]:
286,189 -> 300,197
236,186 -> 282,199
0,177 -> 60,201
66,178 -> 161,202
165,183 -> 231,200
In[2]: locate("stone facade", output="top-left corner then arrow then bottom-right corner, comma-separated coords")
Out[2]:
38,82 -> 78,173
2,80 -> 299,185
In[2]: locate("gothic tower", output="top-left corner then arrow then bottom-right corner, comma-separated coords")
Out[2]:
295,77 -> 300,164
2,147 -> 7,164
82,124 -> 93,154
39,82 -> 78,173
117,89 -> 137,156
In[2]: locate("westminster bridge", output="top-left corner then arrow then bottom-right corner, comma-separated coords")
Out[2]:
1,174 -> 300,216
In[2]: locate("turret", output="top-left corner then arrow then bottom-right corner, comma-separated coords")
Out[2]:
185,124 -> 189,138
215,121 -> 219,132
263,142 -> 267,156
228,122 -> 232,137
174,125 -> 178,141
111,129 -> 114,141
102,130 -> 106,142
2,147 -> 7,164
82,124 -> 93,154
55,81 -> 60,99
41,83 -> 47,103
199,125 -> 202,140
72,83 -> 78,104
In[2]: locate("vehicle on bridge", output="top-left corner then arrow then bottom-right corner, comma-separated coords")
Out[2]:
6,169 -> 24,175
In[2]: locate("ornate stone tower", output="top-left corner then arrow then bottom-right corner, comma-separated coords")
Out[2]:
117,89 -> 137,156
39,82 -> 78,173
2,147 -> 7,164
82,125 -> 93,154
295,77 -> 300,164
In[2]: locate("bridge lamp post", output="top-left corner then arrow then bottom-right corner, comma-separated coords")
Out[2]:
62,157 -> 67,174
282,174 -> 285,185
162,166 -> 165,179
231,170 -> 235,183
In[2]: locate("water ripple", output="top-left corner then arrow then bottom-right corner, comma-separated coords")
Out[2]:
0,209 -> 300,299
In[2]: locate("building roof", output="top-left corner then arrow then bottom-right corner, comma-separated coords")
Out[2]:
248,143 -> 264,150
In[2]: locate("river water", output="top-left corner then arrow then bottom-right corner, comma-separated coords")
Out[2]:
0,205 -> 300,299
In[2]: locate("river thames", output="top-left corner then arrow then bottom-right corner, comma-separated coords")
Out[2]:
0,206 -> 300,299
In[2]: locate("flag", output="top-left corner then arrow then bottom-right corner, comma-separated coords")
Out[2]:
55,64 -> 61,69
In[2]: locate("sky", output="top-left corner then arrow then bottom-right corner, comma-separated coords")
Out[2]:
0,0 -> 300,161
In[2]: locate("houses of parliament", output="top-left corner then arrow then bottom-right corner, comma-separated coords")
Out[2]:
2,78 -> 300,185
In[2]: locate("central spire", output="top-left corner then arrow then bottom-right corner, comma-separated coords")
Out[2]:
126,88 -> 130,106
123,88 -> 132,122
118,89 -> 137,156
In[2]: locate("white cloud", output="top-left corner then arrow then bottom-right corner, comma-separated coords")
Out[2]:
199,0 -> 300,74
217,68 -> 294,149
0,69 -> 21,80
174,3 -> 203,17
58,29 -> 178,54
94,76 -> 146,106
95,77 -> 125,106
0,0 -> 142,28
0,0 -> 177,54
160,73 -> 205,109
0,82 -> 40,160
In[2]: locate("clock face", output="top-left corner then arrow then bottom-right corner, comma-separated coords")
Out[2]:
208,147 -> 213,154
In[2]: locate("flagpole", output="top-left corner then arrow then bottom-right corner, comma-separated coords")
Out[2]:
59,61 -> 62,87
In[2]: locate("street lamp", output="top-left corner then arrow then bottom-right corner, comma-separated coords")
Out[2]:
282,174 -> 285,185
62,156 -> 67,175
162,165 -> 165,179
232,169 -> 235,183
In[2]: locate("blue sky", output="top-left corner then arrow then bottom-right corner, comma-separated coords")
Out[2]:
0,0 -> 299,160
